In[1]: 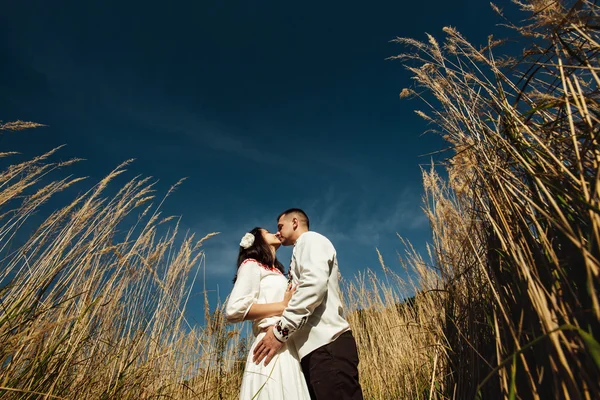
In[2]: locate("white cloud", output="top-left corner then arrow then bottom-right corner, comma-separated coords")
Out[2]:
307,186 -> 428,248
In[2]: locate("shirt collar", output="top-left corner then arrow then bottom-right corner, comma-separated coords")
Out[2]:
293,231 -> 308,247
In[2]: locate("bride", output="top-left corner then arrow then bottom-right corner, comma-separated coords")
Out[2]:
225,227 -> 311,399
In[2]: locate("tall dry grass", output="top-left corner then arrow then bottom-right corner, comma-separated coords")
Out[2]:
343,246 -> 446,400
0,120 -> 248,399
394,0 -> 600,398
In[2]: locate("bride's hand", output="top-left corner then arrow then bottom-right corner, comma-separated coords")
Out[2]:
282,283 -> 297,306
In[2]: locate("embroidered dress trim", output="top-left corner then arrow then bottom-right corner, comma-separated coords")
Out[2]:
241,258 -> 283,275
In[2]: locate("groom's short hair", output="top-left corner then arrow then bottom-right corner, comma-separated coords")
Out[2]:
278,208 -> 310,229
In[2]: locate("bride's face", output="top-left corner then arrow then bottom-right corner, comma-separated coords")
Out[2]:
261,229 -> 281,249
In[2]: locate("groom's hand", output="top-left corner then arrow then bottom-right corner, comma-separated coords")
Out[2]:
253,327 -> 284,366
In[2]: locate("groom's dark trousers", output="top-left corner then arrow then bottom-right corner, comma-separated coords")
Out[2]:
300,331 -> 363,400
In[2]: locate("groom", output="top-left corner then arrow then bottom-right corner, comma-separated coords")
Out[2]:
253,208 -> 363,399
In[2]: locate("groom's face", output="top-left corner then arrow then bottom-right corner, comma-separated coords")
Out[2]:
276,215 -> 295,246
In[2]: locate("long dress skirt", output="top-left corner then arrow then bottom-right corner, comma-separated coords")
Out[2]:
239,331 -> 311,400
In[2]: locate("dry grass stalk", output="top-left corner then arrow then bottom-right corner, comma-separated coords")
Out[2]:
0,120 -> 46,132
396,0 -> 600,398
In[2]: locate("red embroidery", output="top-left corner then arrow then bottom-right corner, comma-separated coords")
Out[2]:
241,258 -> 283,275
276,322 -> 290,339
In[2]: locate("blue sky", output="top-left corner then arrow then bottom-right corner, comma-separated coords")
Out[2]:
0,1 -> 516,323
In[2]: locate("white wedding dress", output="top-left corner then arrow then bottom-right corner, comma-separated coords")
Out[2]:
226,259 -> 310,400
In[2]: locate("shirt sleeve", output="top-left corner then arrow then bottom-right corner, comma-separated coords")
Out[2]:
225,261 -> 261,323
273,234 -> 334,342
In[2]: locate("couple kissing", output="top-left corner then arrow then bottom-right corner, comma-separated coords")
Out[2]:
225,208 -> 363,400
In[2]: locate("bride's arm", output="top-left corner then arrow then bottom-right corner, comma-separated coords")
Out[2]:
226,261 -> 296,323
244,285 -> 295,320
244,302 -> 285,320
226,262 -> 261,323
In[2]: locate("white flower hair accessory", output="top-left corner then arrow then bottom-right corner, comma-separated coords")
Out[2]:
239,232 -> 255,249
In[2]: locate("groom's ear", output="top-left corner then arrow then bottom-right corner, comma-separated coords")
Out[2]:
292,217 -> 298,230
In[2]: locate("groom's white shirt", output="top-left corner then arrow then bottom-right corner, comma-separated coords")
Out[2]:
273,231 -> 350,359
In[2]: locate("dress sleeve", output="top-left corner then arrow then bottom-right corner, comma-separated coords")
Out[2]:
273,234 -> 334,341
225,261 -> 261,323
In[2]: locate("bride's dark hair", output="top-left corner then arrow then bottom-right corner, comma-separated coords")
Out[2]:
234,227 -> 285,282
